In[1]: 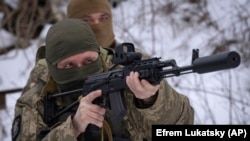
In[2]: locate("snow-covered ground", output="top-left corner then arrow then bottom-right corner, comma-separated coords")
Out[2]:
1,0 -> 249,140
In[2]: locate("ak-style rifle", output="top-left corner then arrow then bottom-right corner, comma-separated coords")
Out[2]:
43,42 -> 241,138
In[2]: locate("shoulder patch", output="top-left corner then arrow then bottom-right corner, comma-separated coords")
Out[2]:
12,115 -> 21,141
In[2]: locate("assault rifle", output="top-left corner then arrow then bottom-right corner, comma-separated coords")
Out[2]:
43,42 -> 240,137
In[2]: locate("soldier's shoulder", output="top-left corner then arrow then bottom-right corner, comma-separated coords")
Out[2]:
22,61 -> 49,94
17,83 -> 43,106
36,45 -> 46,62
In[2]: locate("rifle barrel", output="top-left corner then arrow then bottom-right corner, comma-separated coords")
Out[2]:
0,88 -> 23,94
192,51 -> 241,74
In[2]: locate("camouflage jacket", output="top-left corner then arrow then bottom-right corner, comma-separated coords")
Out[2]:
12,44 -> 194,141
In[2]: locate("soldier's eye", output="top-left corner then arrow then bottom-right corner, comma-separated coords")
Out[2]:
83,59 -> 94,66
82,17 -> 94,24
63,63 -> 76,69
99,14 -> 109,22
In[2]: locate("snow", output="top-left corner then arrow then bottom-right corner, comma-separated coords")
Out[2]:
1,0 -> 249,140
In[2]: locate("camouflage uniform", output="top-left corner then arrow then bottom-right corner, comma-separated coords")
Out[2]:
13,42 -> 194,141
12,0 -> 194,140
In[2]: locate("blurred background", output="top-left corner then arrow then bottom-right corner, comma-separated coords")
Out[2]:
1,0 -> 250,140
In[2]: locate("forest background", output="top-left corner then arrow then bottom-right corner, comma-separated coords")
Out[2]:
0,0 -> 249,140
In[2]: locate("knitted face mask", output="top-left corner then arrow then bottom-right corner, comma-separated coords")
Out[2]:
67,0 -> 115,48
45,18 -> 103,91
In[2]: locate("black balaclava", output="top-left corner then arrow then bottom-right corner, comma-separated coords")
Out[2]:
45,18 -> 103,92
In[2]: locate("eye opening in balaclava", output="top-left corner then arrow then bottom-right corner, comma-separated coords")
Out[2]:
45,18 -> 103,91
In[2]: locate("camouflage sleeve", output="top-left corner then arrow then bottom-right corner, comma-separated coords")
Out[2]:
137,80 -> 194,124
41,117 -> 79,141
125,80 -> 194,140
130,47 -> 194,122
12,87 -> 79,141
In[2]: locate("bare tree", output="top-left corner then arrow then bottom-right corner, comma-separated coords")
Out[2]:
0,0 -> 250,140
113,0 -> 250,124
0,0 -> 66,55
